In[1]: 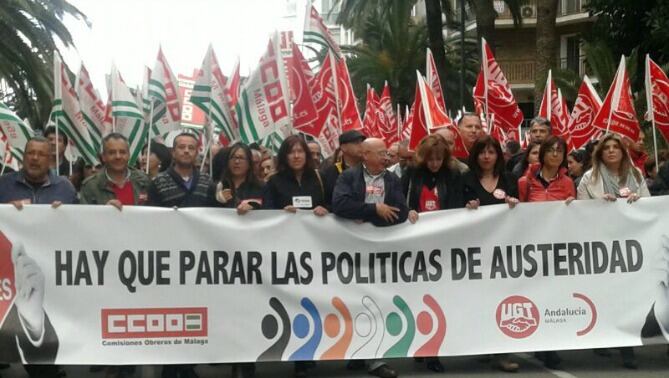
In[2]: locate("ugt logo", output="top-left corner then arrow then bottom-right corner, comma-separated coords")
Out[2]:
496,295 -> 539,339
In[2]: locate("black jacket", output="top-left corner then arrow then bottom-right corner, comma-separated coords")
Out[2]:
262,170 -> 325,210
321,160 -> 354,208
463,171 -> 519,206
402,167 -> 465,212
332,165 -> 408,226
208,180 -> 264,209
0,305 -> 59,363
148,167 -> 212,208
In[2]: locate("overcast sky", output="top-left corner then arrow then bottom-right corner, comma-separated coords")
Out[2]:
61,0 -> 305,93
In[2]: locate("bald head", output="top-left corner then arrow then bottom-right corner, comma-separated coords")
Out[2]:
362,138 -> 388,174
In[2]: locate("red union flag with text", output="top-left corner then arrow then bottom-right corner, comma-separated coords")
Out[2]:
473,38 -> 523,133
335,57 -> 363,132
592,56 -> 640,141
236,33 -> 291,144
646,56 -> 669,144
363,85 -> 382,139
568,76 -> 602,150
410,72 -> 454,150
378,82 -> 398,146
288,44 -> 319,132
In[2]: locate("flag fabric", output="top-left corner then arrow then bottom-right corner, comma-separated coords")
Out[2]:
236,33 -> 292,144
408,76 -> 429,151
448,125 -> 470,160
227,58 -> 241,110
591,56 -> 640,141
303,5 -> 342,57
191,45 -> 238,144
75,64 -> 108,151
568,75 -> 602,150
537,70 -> 569,139
308,52 -> 340,157
426,48 -> 446,111
0,102 -> 34,162
645,55 -> 669,144
0,132 -> 20,171
140,67 -> 152,118
363,85 -> 382,139
288,44 -> 319,131
378,82 -> 398,147
110,65 -> 148,166
401,104 -> 412,141
53,54 -> 100,165
416,71 -> 455,131
148,48 -> 183,138
334,57 -> 363,132
473,38 -> 523,134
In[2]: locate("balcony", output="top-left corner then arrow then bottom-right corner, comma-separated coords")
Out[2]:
497,59 -> 536,85
497,0 -> 590,21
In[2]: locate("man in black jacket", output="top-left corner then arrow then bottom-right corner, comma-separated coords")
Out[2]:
148,132 -> 211,208
331,137 -> 405,376
321,130 -> 365,208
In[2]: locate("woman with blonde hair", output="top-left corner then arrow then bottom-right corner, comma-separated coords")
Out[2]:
577,133 -> 649,202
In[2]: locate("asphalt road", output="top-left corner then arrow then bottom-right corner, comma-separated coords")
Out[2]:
2,345 -> 669,377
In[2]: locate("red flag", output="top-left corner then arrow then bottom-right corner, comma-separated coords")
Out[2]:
473,38 -> 523,133
363,85 -> 382,138
537,70 -> 570,139
401,104 -> 412,141
409,81 -> 428,151
334,57 -> 363,132
591,56 -> 640,141
410,72 -> 455,150
302,52 -> 337,138
426,48 -> 446,111
289,44 -> 319,131
378,81 -> 398,146
447,124 -> 469,160
646,56 -> 669,144
227,58 -> 241,109
568,75 -> 602,150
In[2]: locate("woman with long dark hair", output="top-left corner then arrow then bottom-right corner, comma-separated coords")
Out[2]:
209,142 -> 264,214
263,135 -> 327,216
464,136 -> 519,209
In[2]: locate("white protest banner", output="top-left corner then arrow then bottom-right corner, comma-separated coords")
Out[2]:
0,198 -> 668,364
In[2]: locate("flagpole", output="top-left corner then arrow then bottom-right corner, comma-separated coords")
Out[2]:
145,102 -> 154,174
481,38 -> 490,125
330,52 -> 343,135
54,56 -> 61,176
607,56 -> 625,134
200,98 -> 214,174
645,55 -> 660,170
0,143 -> 9,176
396,103 -> 401,142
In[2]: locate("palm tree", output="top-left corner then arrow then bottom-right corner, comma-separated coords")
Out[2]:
534,0 -> 559,109
340,0 -> 479,112
0,0 -> 88,129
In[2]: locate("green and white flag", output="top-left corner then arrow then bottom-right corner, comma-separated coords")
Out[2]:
236,32 -> 292,144
53,54 -> 100,165
110,64 -> 147,166
75,64 -> 108,152
303,5 -> 342,57
191,45 -> 238,144
148,48 -> 183,138
0,102 -> 34,162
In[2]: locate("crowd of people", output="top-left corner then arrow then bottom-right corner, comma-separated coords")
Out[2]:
1,114 -> 668,378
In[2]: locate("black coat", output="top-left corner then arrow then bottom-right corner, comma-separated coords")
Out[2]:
208,180 -> 264,208
262,170 -> 325,210
332,165 -> 408,226
402,167 -> 466,212
463,171 -> 519,206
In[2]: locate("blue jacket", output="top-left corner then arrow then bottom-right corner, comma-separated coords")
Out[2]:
332,165 -> 408,227
0,171 -> 77,204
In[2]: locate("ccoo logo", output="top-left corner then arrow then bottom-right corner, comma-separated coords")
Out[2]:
496,295 -> 539,339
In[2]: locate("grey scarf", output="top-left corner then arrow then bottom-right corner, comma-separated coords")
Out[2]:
600,166 -> 639,197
